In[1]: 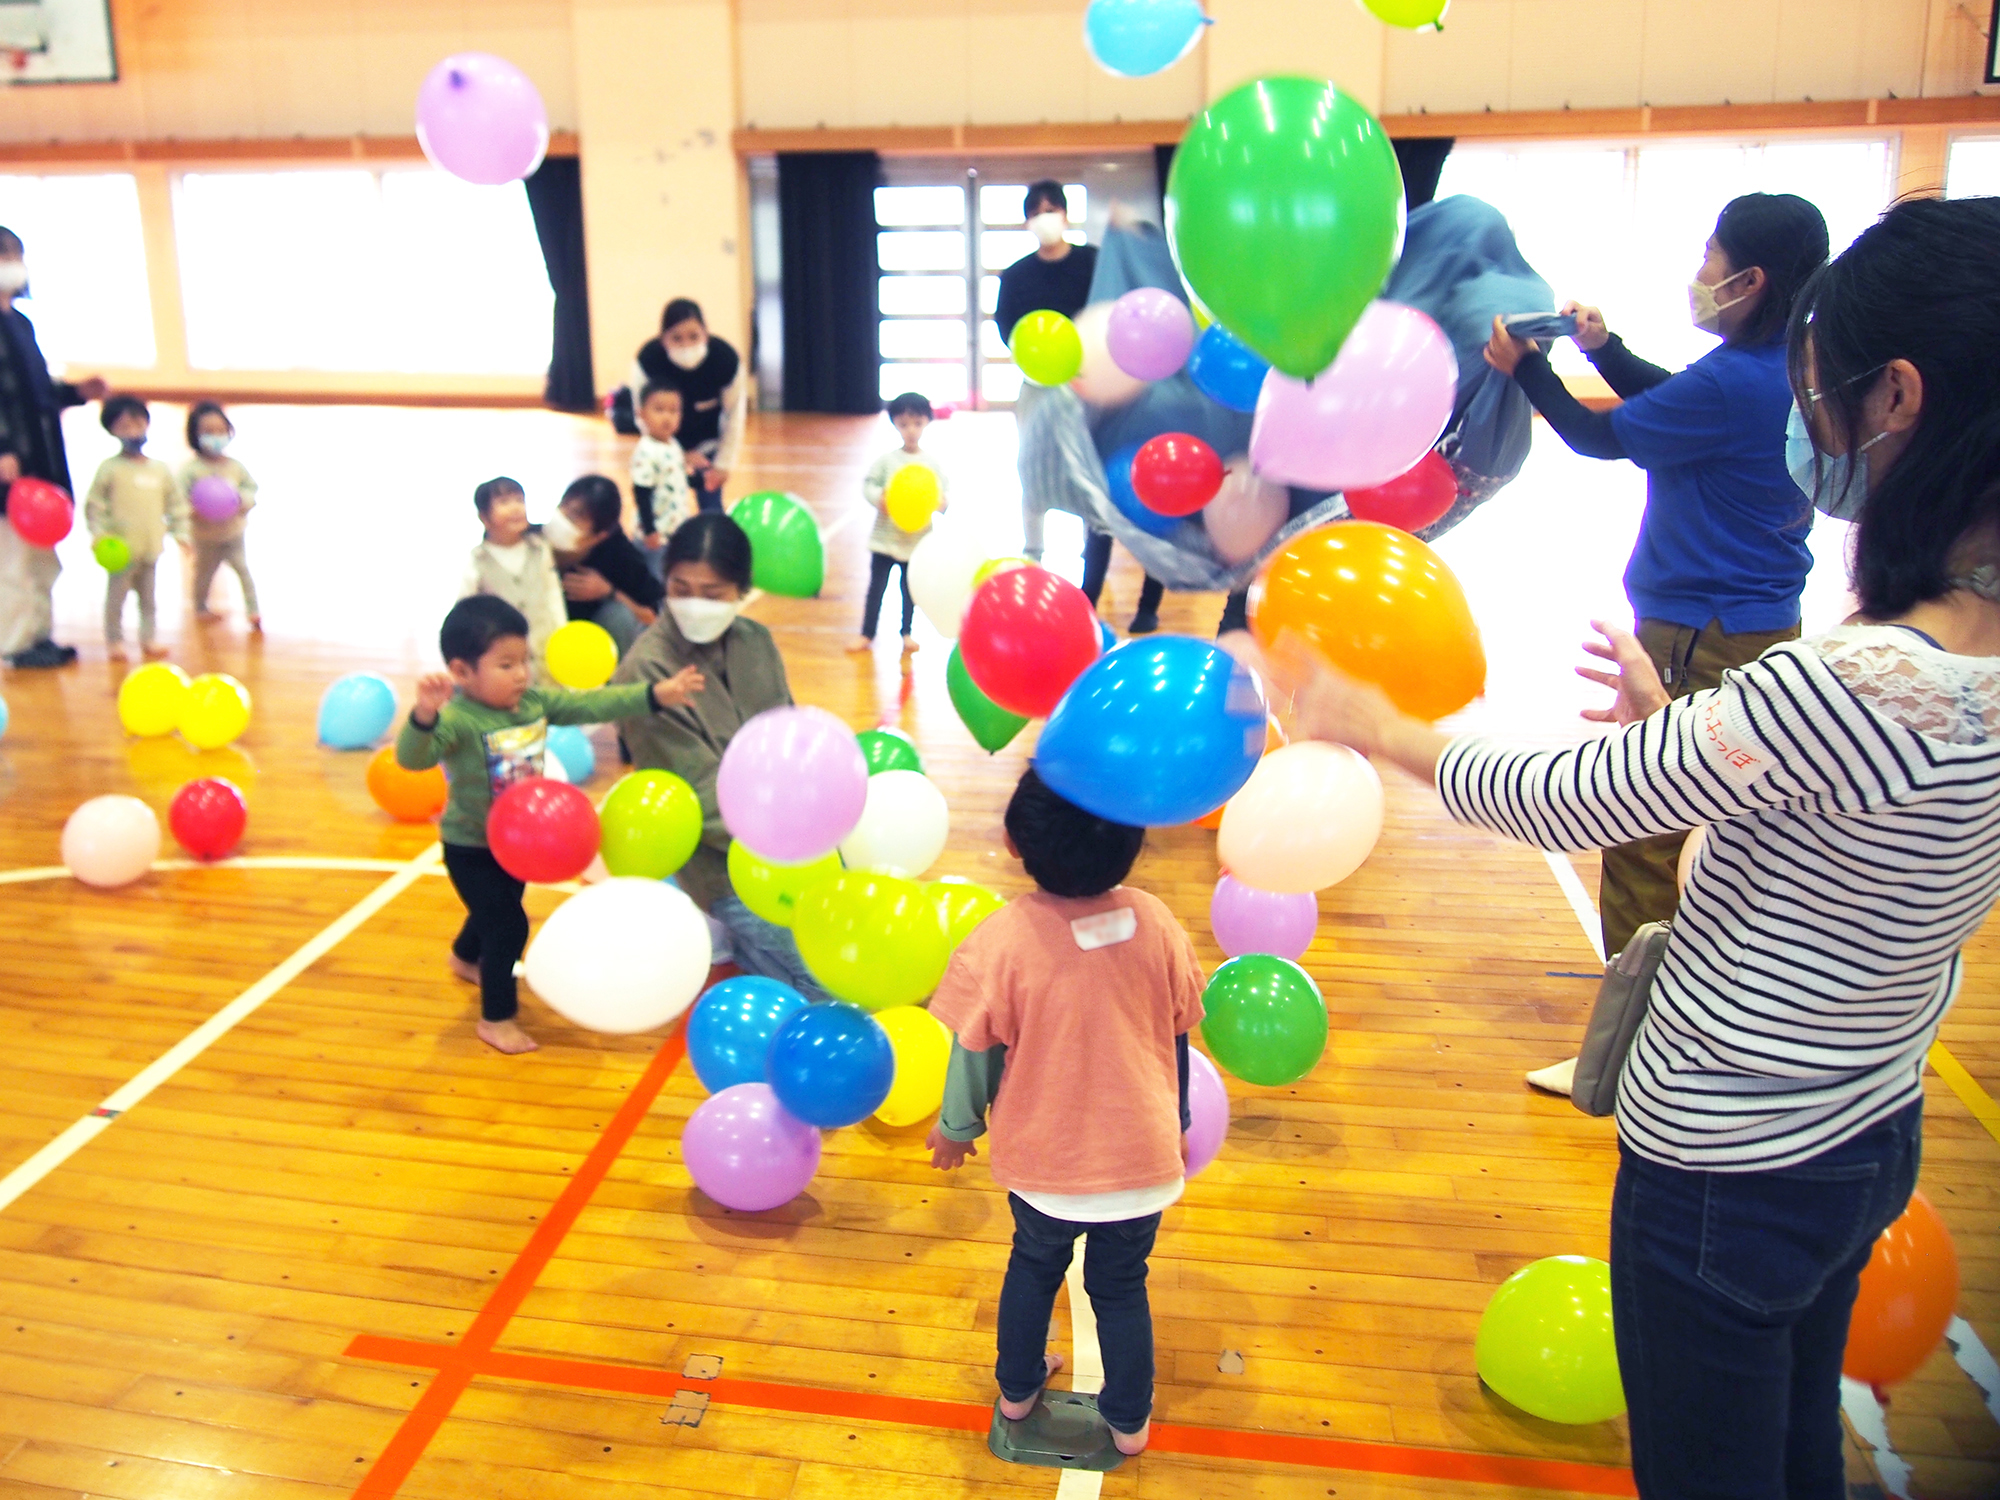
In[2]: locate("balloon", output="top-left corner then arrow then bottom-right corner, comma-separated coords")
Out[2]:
487,776 -> 600,883
546,723 -> 595,783
0,693 -> 7,740
1361,0 -> 1451,27
1218,742 -> 1383,894
178,673 -> 252,750
316,672 -> 397,750
61,795 -> 160,888
1107,287 -> 1197,381
540,751 -> 572,785
1011,310 -> 1084,387
856,727 -> 923,776
1844,1190 -> 1960,1386
546,620 -> 618,690
686,976 -> 809,1094
1105,442 -> 1181,539
414,51 -> 549,186
929,877 -> 1006,950
1098,618 -> 1116,654
117,662 -> 191,738
727,841 -> 843,928
1203,456 -> 1291,565
1185,1048 -> 1228,1176
6,477 -> 72,546
1069,302 -> 1150,408
716,705 -> 869,863
523,877 -> 711,1032
168,776 -> 246,861
1251,521 -> 1485,721
598,769 -> 702,879
1186,325 -> 1270,413
1211,875 -> 1318,960
959,565 -> 1102,719
947,644 -> 1029,753
1083,0 -> 1209,76
1035,635 -> 1266,827
729,491 -> 824,598
837,768 -> 949,879
92,534 -> 131,573
1193,715 -> 1286,828
1344,450 -> 1458,534
683,1083 -> 822,1212
974,555 -> 1031,587
873,1005 -> 953,1127
1476,1257 -> 1625,1424
1249,302 -> 1458,491
1131,433 -> 1224,517
187,475 -> 241,523
1200,954 -> 1328,1086
767,1001 -> 895,1128
907,525 -> 988,639
367,745 -> 447,821
884,463 -> 941,533
793,869 -> 952,1011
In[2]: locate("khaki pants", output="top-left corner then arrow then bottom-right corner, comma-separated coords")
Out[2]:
0,523 -> 60,656
193,535 -> 259,617
1598,617 -> 1801,957
105,554 -> 160,647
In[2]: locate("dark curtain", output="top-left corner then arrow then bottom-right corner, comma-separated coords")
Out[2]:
1154,143 -> 1176,220
1393,137 -> 1454,210
523,156 -> 597,412
777,151 -> 882,414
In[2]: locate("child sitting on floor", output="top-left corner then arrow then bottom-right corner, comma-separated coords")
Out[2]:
460,476 -> 566,685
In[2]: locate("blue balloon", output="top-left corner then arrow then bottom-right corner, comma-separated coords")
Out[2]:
1084,0 -> 1209,78
1187,324 -> 1271,414
687,976 -> 809,1094
767,1001 -> 894,1129
316,672 -> 397,750
1098,619 -> 1117,654
1106,442 -> 1181,539
1035,634 -> 1267,827
0,692 -> 8,741
547,724 -> 595,784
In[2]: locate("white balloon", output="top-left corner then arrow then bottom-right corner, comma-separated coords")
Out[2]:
1068,302 -> 1148,408
837,769 -> 949,879
62,795 -> 161,889
906,525 -> 989,640
524,878 -> 712,1033
1216,743 -> 1383,894
541,751 -> 571,784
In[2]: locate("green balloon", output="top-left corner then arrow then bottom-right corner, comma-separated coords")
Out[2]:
726,840 -> 842,928
729,491 -> 825,597
1166,76 -> 1405,378
1199,954 -> 1327,1086
793,869 -> 951,1011
947,645 -> 1028,753
1475,1256 -> 1626,1425
597,770 -> 702,880
927,877 -> 1006,950
856,727 -> 924,776
1010,309 -> 1084,387
93,534 -> 131,573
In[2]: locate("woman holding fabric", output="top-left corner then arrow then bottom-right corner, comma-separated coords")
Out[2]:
627,298 -> 745,515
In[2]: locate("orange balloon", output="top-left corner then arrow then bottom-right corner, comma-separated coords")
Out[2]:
366,745 -> 448,822
1250,520 -> 1485,722
1843,1190 -> 1959,1387
1192,717 -> 1287,829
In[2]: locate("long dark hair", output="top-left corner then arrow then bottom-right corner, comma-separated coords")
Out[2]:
663,512 -> 753,592
1713,193 -> 1829,346
1788,195 -> 2000,618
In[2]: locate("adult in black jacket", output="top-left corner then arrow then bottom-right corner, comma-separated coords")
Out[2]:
625,298 -> 744,515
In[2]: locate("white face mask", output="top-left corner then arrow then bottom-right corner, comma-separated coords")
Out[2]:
1688,269 -> 1752,335
542,511 -> 584,551
197,432 -> 230,456
667,340 -> 708,371
1027,212 -> 1067,248
0,260 -> 27,296
667,595 -> 738,643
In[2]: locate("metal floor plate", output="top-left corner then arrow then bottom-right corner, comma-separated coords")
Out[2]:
986,1391 -> 1127,1472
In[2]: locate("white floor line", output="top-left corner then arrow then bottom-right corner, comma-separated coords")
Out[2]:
1946,1316 -> 2000,1425
1540,850 -> 1606,965
0,855 -> 579,893
1054,1257 -> 1107,1498
0,843 -> 443,1213
1841,1378 -> 1915,1499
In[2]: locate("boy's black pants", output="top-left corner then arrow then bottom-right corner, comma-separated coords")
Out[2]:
443,843 -> 527,1022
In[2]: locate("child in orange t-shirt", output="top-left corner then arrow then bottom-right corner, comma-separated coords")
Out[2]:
927,768 -> 1205,1455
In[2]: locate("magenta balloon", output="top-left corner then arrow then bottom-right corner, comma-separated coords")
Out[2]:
1105,287 -> 1197,381
682,1083 -> 822,1212
1210,873 -> 1318,960
188,475 -> 240,523
716,705 -> 869,864
414,52 -> 550,186
1248,301 -> 1458,492
1185,1049 -> 1228,1177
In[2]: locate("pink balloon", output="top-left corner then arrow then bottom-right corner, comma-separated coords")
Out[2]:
1210,873 -> 1317,960
717,705 -> 869,864
1106,287 -> 1197,381
415,52 -> 550,187
682,1083 -> 822,1212
1069,303 -> 1148,408
188,475 -> 240,523
1202,455 -> 1289,565
1217,742 -> 1384,894
1248,301 -> 1458,493
1185,1049 -> 1228,1177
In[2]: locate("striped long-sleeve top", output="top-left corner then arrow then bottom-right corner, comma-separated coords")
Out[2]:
1437,624 -> 2000,1171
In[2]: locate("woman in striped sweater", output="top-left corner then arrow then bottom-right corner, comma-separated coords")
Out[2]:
1264,196 -> 2000,1497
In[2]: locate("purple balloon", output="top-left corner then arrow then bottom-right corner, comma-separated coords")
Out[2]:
414,52 -> 550,187
188,475 -> 240,523
1106,287 -> 1197,381
717,705 -> 869,864
1186,1048 -> 1228,1177
682,1083 -> 822,1212
1210,873 -> 1318,960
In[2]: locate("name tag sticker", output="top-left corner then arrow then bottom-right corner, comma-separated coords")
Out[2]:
1071,909 -> 1138,951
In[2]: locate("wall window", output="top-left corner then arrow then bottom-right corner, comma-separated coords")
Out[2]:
0,173 -> 155,368
1946,137 -> 2000,197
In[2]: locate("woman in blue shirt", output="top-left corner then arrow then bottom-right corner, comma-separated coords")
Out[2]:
1484,193 -> 1830,963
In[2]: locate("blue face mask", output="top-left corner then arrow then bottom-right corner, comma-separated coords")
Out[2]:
1786,402 -> 1884,523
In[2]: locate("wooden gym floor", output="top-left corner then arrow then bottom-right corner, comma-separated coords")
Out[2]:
0,404 -> 1993,1500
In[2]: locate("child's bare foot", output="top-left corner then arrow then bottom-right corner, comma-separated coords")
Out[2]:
195,609 -> 221,623
1110,1419 -> 1151,1456
448,954 -> 479,984
901,635 -> 920,654
141,643 -> 170,660
477,1018 -> 539,1054
247,615 -> 263,633
107,644 -> 128,662
997,1353 -> 1065,1420
846,635 -> 873,654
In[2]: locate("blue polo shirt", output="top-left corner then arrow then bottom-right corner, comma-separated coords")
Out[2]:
1608,339 -> 1813,634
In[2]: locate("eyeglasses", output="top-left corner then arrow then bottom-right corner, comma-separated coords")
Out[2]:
1804,362 -> 1888,406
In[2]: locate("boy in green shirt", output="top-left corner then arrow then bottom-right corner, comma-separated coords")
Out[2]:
397,596 -> 702,1053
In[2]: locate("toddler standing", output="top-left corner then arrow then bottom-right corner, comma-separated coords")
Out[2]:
850,391 -> 947,654
85,395 -> 186,661
460,476 -> 566,685
630,382 -> 696,559
178,401 -> 260,630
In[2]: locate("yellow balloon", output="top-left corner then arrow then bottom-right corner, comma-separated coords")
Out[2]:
1011,309 -> 1084,387
972,556 -> 1030,588
177,672 -> 252,750
884,464 -> 941,533
727,840 -> 843,929
117,662 -> 191,738
547,620 -> 618,689
873,1005 -> 952,1127
928,877 -> 1006,950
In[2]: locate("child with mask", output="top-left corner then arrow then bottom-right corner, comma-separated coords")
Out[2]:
546,474 -> 665,661
461,476 -> 566,685
178,401 -> 260,631
626,299 -> 744,514
85,395 -> 187,661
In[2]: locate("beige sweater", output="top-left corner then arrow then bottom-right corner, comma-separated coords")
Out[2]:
84,454 -> 187,563
461,530 -> 568,686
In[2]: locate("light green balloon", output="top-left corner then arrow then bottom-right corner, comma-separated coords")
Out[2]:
598,770 -> 702,880
93,534 -> 132,573
1361,0 -> 1450,28
729,491 -> 825,598
1475,1256 -> 1626,1425
793,869 -> 950,1011
1010,310 -> 1084,386
927,877 -> 1006,951
726,840 -> 841,928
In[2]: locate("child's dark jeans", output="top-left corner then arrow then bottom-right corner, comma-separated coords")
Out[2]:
443,843 -> 528,1022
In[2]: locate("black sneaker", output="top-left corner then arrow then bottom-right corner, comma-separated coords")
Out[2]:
6,640 -> 72,669
1127,611 -> 1160,636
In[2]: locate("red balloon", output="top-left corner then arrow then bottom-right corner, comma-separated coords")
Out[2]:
1130,432 -> 1224,517
487,776 -> 601,884
959,565 -> 1101,719
1343,450 -> 1458,533
168,776 -> 247,861
1844,1190 -> 1960,1387
6,477 -> 74,547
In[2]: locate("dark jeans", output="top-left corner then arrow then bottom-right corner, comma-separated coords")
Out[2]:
1611,1102 -> 1923,1500
997,1194 -> 1160,1435
695,473 -> 725,514
443,843 -> 528,1022
860,551 -> 915,639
